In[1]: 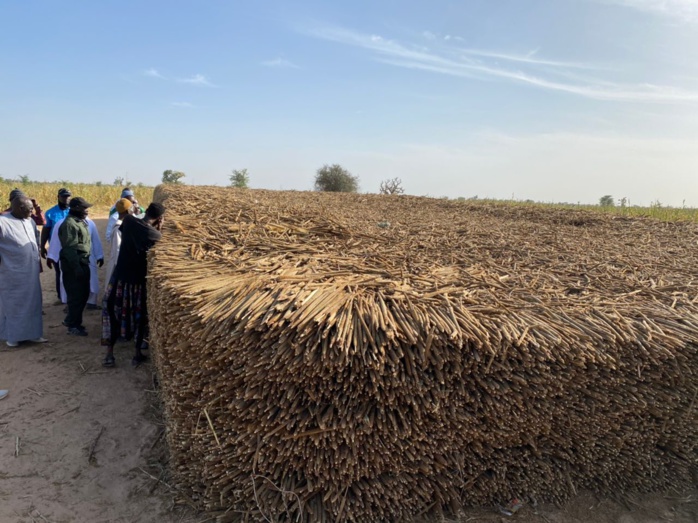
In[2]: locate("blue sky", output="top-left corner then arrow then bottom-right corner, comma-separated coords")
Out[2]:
1,0 -> 697,205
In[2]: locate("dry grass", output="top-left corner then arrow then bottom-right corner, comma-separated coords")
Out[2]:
147,185 -> 698,522
0,181 -> 155,214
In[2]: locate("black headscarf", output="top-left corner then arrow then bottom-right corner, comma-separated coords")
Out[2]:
69,207 -> 88,220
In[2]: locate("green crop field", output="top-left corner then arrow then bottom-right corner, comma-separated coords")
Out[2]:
453,197 -> 698,222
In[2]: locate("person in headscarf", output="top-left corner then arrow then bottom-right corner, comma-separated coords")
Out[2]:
102,202 -> 164,367
2,188 -> 47,226
58,197 -> 93,336
40,188 -> 72,302
0,196 -> 48,347
47,211 -> 104,310
104,198 -> 133,288
106,188 -> 145,243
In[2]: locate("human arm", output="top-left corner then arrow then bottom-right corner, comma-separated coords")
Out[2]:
31,200 -> 46,226
105,213 -> 118,243
32,220 -> 40,250
47,219 -> 63,263
40,226 -> 51,258
88,219 -> 104,267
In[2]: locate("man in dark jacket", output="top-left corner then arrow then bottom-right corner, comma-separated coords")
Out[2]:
58,197 -> 92,336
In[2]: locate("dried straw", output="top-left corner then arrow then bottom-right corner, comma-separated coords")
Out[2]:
148,185 -> 698,522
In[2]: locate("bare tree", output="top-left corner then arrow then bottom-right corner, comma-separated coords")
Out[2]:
379,177 -> 405,195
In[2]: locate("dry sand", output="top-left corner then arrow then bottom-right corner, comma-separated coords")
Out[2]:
0,218 -> 694,523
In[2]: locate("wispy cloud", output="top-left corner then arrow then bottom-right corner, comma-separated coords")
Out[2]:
596,0 -> 698,22
144,68 -> 166,79
177,74 -> 217,87
306,26 -> 698,103
261,58 -> 300,69
458,48 -> 598,70
171,101 -> 194,108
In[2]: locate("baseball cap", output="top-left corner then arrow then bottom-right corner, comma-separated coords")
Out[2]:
58,188 -> 72,197
121,189 -> 135,198
69,197 -> 93,209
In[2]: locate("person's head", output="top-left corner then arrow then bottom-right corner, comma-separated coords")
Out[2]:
57,188 -> 72,208
10,196 -> 32,220
144,202 -> 165,228
121,188 -> 136,204
68,197 -> 93,219
8,188 -> 25,203
115,198 -> 133,219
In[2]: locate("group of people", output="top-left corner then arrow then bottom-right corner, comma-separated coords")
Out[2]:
0,186 -> 165,381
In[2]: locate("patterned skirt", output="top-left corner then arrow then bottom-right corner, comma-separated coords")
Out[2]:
101,277 -> 147,347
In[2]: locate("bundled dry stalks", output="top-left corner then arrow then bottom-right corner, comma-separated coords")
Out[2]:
148,185 -> 698,522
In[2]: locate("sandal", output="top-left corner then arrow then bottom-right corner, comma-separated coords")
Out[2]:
102,355 -> 116,368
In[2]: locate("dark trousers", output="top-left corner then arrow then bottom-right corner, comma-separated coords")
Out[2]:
62,262 -> 90,328
53,262 -> 62,300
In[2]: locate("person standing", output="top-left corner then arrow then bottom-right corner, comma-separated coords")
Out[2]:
2,189 -> 46,226
106,188 -> 144,243
102,203 -> 164,367
0,197 -> 47,347
47,215 -> 104,309
58,197 -> 92,336
104,198 -> 133,287
41,188 -> 71,303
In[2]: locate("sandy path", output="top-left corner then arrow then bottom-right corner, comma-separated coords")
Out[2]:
0,218 -> 695,522
0,218 -> 192,523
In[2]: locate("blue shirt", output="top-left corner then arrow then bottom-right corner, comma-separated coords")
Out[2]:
44,204 -> 70,231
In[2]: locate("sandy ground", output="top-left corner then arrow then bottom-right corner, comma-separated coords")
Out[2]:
0,218 -> 695,523
0,218 -> 196,523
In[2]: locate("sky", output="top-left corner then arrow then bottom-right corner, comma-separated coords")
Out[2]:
1,0 -> 697,206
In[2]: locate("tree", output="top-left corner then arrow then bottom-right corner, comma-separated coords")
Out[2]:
229,168 -> 249,188
18,174 -> 30,184
113,176 -> 125,186
599,195 -> 615,207
379,177 -> 405,195
162,169 -> 186,184
314,164 -> 359,193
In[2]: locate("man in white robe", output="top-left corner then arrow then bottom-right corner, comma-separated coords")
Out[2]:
47,216 -> 104,308
104,198 -> 133,288
0,197 -> 47,347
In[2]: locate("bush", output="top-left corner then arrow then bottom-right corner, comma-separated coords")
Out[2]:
314,164 -> 359,193
230,169 -> 249,188
162,170 -> 186,184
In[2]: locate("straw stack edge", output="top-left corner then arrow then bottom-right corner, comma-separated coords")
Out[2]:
148,184 -> 698,522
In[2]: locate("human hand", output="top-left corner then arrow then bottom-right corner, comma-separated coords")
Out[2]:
97,258 -> 104,268
41,246 -> 48,259
46,258 -> 54,269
